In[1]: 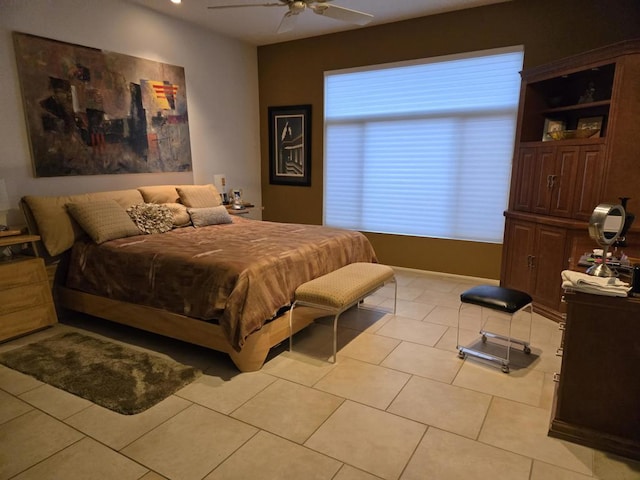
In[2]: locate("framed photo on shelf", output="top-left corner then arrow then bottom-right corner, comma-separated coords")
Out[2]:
268,105 -> 311,186
577,116 -> 603,137
542,118 -> 566,141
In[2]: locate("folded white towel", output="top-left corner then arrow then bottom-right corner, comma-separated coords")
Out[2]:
561,270 -> 630,297
561,270 -> 629,288
561,280 -> 630,297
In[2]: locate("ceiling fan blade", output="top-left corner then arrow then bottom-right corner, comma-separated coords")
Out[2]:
310,3 -> 373,26
207,3 -> 284,9
277,10 -> 299,33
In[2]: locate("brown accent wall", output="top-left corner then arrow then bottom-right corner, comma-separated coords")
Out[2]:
258,0 -> 640,279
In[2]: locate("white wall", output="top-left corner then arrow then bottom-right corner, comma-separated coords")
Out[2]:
0,0 -> 262,223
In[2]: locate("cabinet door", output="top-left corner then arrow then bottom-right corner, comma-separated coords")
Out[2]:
531,224 -> 567,311
502,219 -> 535,294
531,147 -> 556,215
549,146 -> 579,218
573,145 -> 605,221
512,147 -> 536,212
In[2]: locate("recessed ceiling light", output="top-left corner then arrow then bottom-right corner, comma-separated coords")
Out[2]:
171,0 -> 181,4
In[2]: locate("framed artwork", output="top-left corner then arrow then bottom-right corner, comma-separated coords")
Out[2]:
542,118 -> 566,141
13,32 -> 192,177
577,116 -> 603,136
268,104 -> 311,186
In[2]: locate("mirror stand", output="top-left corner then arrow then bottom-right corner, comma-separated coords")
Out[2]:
586,203 -> 626,277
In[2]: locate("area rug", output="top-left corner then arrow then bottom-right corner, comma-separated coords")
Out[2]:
0,331 -> 201,415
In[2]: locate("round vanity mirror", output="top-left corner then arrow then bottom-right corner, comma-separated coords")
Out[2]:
587,203 -> 626,277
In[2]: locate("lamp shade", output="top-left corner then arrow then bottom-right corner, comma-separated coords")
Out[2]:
0,179 -> 9,212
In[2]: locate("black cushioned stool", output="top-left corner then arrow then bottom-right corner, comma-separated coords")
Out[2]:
456,285 -> 533,373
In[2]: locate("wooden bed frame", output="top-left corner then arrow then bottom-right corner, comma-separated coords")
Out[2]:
56,285 -> 325,372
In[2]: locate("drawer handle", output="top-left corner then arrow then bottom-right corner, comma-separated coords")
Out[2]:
553,373 -> 561,383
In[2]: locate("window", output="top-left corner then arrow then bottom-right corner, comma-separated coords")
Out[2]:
323,46 -> 524,243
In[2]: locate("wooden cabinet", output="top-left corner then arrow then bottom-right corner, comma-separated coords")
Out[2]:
502,39 -> 640,320
549,292 -> 640,460
502,217 -> 567,317
0,235 -> 57,342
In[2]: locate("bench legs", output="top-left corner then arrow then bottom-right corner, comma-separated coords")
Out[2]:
289,278 -> 396,364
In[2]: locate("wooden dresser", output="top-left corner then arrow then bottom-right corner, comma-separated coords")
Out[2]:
0,234 -> 57,342
549,291 -> 640,460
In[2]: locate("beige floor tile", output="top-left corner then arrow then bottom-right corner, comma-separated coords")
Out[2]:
508,341 -> 562,374
415,290 -> 461,309
0,409 -> 84,479
388,376 -> 491,439
334,465 -> 384,480
401,427 -> 531,480
422,305 -> 463,327
139,472 -> 168,480
291,322 -> 361,361
334,307 -> 393,334
338,332 -> 400,364
539,372 -> 558,410
261,351 -> 336,387
205,430 -> 342,480
396,285 -> 425,301
176,370 -> 276,414
380,299 -> 432,321
0,365 -> 43,396
381,341 -> 463,384
433,326 -> 480,353
313,357 -> 410,409
375,316 -> 448,347
452,361 -> 545,406
531,460 -> 594,480
0,389 -> 32,424
66,395 -> 192,450
305,401 -> 426,480
122,404 -> 257,480
19,384 -> 92,420
408,276 -> 460,293
593,450 -> 640,480
479,397 -> 593,476
231,379 -> 343,443
12,437 -> 148,480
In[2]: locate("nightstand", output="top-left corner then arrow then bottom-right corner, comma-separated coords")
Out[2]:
0,234 -> 58,342
226,203 -> 255,215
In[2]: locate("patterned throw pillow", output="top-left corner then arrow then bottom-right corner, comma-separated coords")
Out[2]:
188,206 -> 233,227
67,200 -> 141,244
177,184 -> 222,208
126,203 -> 174,234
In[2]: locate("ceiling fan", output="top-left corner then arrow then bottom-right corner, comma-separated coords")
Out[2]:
207,0 -> 374,34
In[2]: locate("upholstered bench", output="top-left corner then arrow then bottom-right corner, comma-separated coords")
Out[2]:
456,285 -> 532,373
289,262 -> 396,362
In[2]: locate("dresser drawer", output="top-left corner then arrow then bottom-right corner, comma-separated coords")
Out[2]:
0,257 -> 47,289
0,281 -> 52,316
0,303 -> 57,342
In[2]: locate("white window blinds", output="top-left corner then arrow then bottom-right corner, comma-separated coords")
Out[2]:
323,46 -> 524,243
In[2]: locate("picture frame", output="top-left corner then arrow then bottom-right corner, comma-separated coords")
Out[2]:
542,118 -> 566,141
268,105 -> 311,186
577,116 -> 603,137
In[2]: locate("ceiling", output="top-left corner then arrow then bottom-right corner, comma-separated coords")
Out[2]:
129,0 -> 510,46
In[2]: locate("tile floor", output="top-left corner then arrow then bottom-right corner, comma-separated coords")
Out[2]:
1,268 -> 639,480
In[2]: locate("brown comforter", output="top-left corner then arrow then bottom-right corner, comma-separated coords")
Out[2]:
66,217 -> 377,350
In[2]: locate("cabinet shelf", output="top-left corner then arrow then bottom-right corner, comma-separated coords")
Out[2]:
542,99 -> 610,114
520,137 -> 605,148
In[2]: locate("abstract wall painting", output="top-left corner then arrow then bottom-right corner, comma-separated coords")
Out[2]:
13,32 -> 192,177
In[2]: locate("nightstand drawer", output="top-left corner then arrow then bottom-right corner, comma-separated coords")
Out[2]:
0,303 -> 57,342
0,281 -> 52,316
0,257 -> 47,289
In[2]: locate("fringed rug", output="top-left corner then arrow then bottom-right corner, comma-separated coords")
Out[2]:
0,331 -> 201,415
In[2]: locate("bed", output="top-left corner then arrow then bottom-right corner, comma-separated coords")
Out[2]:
21,184 -> 377,371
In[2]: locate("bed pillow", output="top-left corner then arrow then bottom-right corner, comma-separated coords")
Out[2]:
66,200 -> 141,244
188,206 -> 233,227
137,185 -> 180,204
177,184 -> 222,208
127,203 -> 174,234
163,202 -> 191,227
